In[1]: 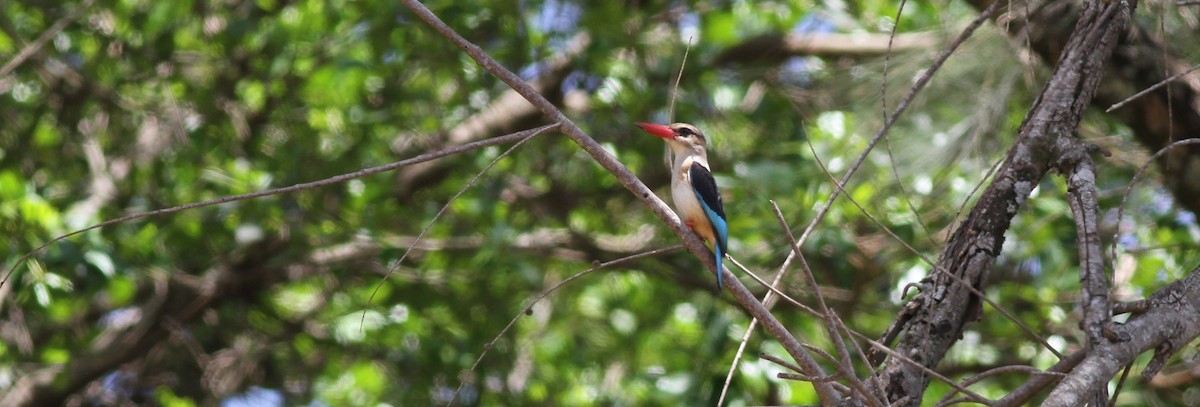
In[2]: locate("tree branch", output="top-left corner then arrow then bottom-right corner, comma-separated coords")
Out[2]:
965,0 -> 1200,216
1042,264 -> 1200,406
397,0 -> 845,402
878,1 -> 1131,404
1057,138 -> 1113,405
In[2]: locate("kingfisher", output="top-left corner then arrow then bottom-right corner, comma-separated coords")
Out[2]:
637,122 -> 729,291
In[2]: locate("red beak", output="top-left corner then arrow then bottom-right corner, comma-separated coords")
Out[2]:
637,122 -> 675,139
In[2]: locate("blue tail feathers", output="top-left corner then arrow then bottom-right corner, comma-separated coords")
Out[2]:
715,245 -> 724,291
698,197 -> 729,292
689,165 -> 729,292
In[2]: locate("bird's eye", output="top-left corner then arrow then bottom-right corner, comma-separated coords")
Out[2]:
676,127 -> 694,137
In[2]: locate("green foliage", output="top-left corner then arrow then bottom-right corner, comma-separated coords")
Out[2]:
1,0 -> 1197,405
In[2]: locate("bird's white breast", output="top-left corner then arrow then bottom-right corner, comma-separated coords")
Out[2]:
670,157 -> 714,242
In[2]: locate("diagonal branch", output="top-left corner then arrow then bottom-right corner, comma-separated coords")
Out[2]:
1042,264 -> 1200,407
1,125 -> 556,291
397,0 -> 845,402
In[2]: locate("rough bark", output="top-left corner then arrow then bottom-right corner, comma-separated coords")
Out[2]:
877,1 -> 1131,404
1059,138 -> 1113,405
1042,265 -> 1200,406
967,0 -> 1200,216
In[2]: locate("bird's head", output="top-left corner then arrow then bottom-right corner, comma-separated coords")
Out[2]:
637,122 -> 708,154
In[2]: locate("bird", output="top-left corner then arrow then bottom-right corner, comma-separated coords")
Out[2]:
637,122 -> 729,291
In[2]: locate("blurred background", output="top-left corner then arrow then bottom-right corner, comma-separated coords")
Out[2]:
1,0 -> 1198,405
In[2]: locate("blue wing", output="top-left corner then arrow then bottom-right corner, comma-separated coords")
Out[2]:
689,164 -> 729,291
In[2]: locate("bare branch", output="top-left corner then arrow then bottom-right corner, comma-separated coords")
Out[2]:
365,123 -> 555,325
1,124 -> 559,291
447,245 -> 684,405
879,1 -> 1132,404
1058,140 -> 1113,346
1104,63 -> 1200,112
1042,264 -> 1200,406
991,350 -> 1086,407
1057,139 -> 1113,405
397,0 -> 843,401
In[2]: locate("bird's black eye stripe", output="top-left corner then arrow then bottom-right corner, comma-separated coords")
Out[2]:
676,127 -> 695,137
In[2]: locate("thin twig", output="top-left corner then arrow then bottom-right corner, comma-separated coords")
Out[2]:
992,350 -> 1086,407
1105,63 -> 1200,112
829,311 -> 889,404
851,330 -> 991,405
935,365 -> 1066,407
1,124 -> 560,289
880,0 -> 905,117
1111,139 -> 1200,265
806,140 -> 1064,359
768,0 -> 1002,316
725,256 -> 817,315
951,154 -> 1005,235
718,318 -> 757,407
446,245 -> 683,405
398,1 -> 841,401
364,123 -> 555,328
778,372 -> 844,383
760,352 -> 806,374
879,0 -> 936,247
1107,363 -> 1132,407
772,202 -> 884,407
667,36 -> 693,123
